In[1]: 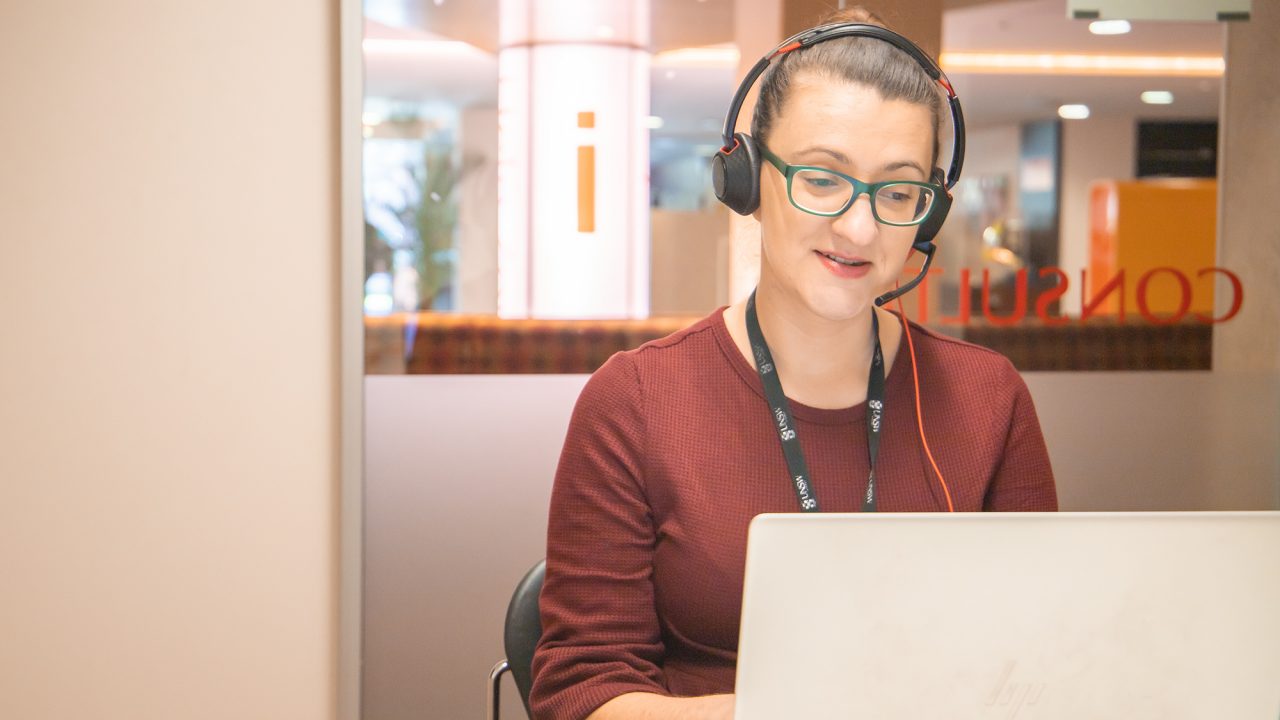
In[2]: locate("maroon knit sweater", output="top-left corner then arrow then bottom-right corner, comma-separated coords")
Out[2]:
530,309 -> 1057,720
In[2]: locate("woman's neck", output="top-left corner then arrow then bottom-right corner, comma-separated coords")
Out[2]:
724,283 -> 902,410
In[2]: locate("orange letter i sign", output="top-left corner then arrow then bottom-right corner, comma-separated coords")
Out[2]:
577,111 -> 595,233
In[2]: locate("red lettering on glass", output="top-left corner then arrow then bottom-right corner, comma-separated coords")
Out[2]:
1080,269 -> 1126,324
1136,267 -> 1192,325
1193,267 -> 1244,323
981,269 -> 1028,327
1035,268 -> 1070,326
940,268 -> 971,325
896,266 -> 1240,325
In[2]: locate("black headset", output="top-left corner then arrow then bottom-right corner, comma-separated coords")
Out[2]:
710,23 -> 967,305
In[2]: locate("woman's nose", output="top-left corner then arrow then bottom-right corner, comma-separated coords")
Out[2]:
830,192 -> 879,244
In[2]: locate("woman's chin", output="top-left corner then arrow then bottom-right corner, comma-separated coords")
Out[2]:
799,288 -> 876,323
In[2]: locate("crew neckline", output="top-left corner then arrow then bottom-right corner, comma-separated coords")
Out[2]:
709,305 -> 910,426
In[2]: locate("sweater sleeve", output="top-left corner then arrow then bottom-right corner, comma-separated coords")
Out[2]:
530,352 -> 671,720
983,364 -> 1059,511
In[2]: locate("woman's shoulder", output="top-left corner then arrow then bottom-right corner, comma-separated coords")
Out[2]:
597,309 -> 731,377
898,318 -> 1024,391
896,321 -> 1043,460
581,309 -> 732,399
631,308 -> 729,360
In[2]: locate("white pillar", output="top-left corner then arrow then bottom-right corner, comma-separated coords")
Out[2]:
497,0 -> 651,318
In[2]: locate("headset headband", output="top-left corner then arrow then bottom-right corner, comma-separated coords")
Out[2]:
719,23 -> 966,191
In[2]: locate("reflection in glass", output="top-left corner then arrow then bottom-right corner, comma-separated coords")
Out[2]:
360,1 -> 1229,375
362,4 -> 733,323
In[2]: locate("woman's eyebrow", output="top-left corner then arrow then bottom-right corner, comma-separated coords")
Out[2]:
795,146 -> 851,164
883,160 -> 927,177
795,147 -> 927,178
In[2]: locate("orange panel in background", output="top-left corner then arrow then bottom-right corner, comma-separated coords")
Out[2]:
1088,179 -> 1217,318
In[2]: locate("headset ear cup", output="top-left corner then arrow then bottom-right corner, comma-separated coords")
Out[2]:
711,132 -> 762,215
912,168 -> 951,251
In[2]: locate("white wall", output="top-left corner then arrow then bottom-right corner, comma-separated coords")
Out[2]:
935,122 -> 1021,284
363,376 -> 585,720
1059,115 -> 1137,313
0,2 -> 340,719
954,124 -> 1023,214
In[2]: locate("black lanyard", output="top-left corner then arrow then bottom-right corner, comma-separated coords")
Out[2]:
745,291 -> 885,513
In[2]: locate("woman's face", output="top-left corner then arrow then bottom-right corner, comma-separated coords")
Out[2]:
755,75 -> 935,322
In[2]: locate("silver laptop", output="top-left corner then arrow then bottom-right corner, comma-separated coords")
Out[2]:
735,512 -> 1280,719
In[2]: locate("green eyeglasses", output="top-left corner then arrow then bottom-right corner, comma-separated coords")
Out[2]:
759,144 -> 941,226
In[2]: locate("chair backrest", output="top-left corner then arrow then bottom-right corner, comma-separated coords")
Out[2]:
503,559 -> 545,716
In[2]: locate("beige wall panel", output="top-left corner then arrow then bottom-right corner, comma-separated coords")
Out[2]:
651,207 -> 730,316
1215,2 -> 1280,373
0,1 -> 340,718
783,0 -> 944,58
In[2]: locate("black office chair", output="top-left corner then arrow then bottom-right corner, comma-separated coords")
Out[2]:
487,559 -> 545,720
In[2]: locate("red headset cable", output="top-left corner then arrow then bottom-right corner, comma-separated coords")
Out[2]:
892,277 -> 955,513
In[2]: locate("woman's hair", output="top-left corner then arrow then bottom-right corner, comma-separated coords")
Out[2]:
750,6 -> 944,169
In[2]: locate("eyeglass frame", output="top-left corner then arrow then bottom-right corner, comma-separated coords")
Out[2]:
758,144 -> 943,227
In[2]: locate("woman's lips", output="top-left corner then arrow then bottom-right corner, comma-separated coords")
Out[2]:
815,250 -> 872,279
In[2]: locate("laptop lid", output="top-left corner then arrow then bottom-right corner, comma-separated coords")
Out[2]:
735,512 -> 1280,720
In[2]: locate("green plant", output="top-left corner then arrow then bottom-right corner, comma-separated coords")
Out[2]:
410,147 -> 459,310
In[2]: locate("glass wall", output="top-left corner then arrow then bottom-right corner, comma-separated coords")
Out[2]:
363,0 -> 736,372
354,4 -> 1278,720
362,0 -> 1234,375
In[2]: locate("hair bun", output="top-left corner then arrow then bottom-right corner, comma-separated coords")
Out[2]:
820,5 -> 890,29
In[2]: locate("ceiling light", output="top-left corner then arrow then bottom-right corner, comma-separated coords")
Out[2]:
645,116 -> 665,130
1058,104 -> 1090,120
653,45 -> 740,69
1089,20 -> 1132,35
1141,90 -> 1175,104
362,38 -> 474,54
940,52 -> 1224,77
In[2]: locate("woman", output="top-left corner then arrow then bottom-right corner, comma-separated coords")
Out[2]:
529,8 -> 1057,720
